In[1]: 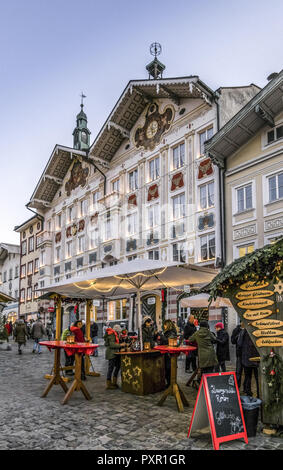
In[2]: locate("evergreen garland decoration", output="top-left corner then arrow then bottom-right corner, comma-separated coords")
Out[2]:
262,349 -> 283,412
0,313 -> 8,342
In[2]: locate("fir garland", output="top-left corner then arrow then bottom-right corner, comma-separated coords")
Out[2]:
262,349 -> 283,412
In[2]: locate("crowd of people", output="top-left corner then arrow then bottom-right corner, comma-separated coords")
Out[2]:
5,311 -> 259,397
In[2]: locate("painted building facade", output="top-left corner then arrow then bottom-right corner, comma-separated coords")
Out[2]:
27,65 -> 261,331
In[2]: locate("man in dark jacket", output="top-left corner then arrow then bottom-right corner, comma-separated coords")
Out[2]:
90,321 -> 99,356
231,322 -> 244,389
183,315 -> 197,373
142,316 -> 156,349
237,328 -> 259,397
14,319 -> 28,354
31,317 -> 46,354
214,322 -> 230,372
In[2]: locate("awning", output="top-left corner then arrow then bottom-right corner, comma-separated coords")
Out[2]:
0,292 -> 16,303
180,293 -> 232,308
41,260 -> 217,299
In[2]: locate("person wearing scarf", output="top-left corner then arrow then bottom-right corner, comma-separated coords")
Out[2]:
104,324 -> 126,390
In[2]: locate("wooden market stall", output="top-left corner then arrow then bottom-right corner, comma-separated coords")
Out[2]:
40,260 -> 216,395
202,237 -> 283,430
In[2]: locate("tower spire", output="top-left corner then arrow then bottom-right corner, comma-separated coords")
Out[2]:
146,42 -> 166,80
73,93 -> 91,150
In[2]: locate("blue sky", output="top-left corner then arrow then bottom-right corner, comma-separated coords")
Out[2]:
1,0 -> 282,244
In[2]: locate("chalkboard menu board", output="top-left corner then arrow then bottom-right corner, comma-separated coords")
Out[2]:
188,372 -> 248,450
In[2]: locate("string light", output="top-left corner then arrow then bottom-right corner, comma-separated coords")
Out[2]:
114,267 -> 167,280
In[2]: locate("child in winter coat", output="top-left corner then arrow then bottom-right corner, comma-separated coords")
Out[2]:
104,324 -> 126,390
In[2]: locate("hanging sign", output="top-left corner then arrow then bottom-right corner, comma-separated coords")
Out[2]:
147,297 -> 156,305
235,290 -> 274,301
240,280 -> 270,291
238,298 -> 274,310
256,337 -> 283,348
251,319 -> 283,329
252,329 -> 283,337
188,372 -> 248,450
243,309 -> 273,321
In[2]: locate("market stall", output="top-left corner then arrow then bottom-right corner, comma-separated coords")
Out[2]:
41,260 -> 216,396
202,237 -> 283,430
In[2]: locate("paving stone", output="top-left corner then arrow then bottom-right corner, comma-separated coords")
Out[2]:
1,340 -> 282,450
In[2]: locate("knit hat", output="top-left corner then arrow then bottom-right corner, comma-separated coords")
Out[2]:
143,316 -> 152,324
215,322 -> 224,329
113,324 -> 122,333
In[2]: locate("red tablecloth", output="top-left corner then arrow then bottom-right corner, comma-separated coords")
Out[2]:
39,341 -> 99,357
154,345 -> 197,356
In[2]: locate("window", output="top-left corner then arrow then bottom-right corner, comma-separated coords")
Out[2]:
129,169 -> 138,191
89,252 -> 97,265
34,284 -> 39,300
56,214 -> 62,229
173,143 -> 185,170
34,258 -> 39,273
199,182 -> 214,209
127,212 -> 138,236
27,287 -> 32,301
20,265 -> 26,278
21,240 -> 27,256
14,289 -> 19,300
66,240 -> 72,258
104,212 -> 112,240
2,271 -> 7,283
8,268 -> 13,280
79,200 -> 87,217
148,249 -> 159,260
55,246 -> 61,263
77,257 -> 83,269
78,235 -> 85,253
200,233 -> 216,261
172,193 -> 185,220
268,172 -> 283,202
65,261 -> 72,273
107,299 -> 127,321
90,228 -> 99,248
54,266 -> 60,276
237,184 -> 253,212
267,124 -> 283,144
238,244 -> 254,258
27,261 -> 33,275
28,236 -> 34,253
149,157 -> 160,181
20,289 -> 25,303
40,250 -> 45,267
67,206 -> 73,223
147,204 -> 160,229
172,243 -> 186,263
15,266 -> 19,278
92,191 -> 100,209
199,127 -> 213,156
112,179 -> 120,192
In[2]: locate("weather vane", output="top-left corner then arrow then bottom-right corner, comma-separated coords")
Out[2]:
150,42 -> 162,59
80,92 -> 86,107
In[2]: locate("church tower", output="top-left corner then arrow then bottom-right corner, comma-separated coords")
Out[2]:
73,93 -> 91,150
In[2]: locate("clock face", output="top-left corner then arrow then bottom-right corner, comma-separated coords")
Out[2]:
146,120 -> 158,139
134,103 -> 175,151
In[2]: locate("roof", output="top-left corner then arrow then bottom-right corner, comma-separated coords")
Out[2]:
88,76 -> 215,162
27,145 -> 88,211
0,243 -> 20,262
14,214 -> 41,233
205,70 -> 283,167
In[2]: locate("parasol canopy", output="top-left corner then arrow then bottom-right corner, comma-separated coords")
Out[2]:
180,293 -> 232,309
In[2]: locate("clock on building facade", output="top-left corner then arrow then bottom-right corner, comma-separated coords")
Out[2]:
133,102 -> 175,151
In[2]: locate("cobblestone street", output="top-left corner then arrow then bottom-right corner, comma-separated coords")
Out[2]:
0,339 -> 282,451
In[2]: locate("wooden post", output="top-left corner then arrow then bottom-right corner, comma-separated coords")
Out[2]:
138,289 -> 143,350
55,296 -> 62,341
85,299 -> 100,377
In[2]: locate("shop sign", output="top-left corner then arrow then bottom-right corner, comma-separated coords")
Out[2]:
235,290 -> 274,301
252,319 -> 283,329
256,337 -> 283,348
243,309 -> 273,321
239,280 -> 269,291
252,329 -> 283,337
147,297 -> 156,305
237,298 -> 274,310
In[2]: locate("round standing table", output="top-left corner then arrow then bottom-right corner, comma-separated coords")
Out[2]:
153,345 -> 197,412
39,341 -> 98,405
